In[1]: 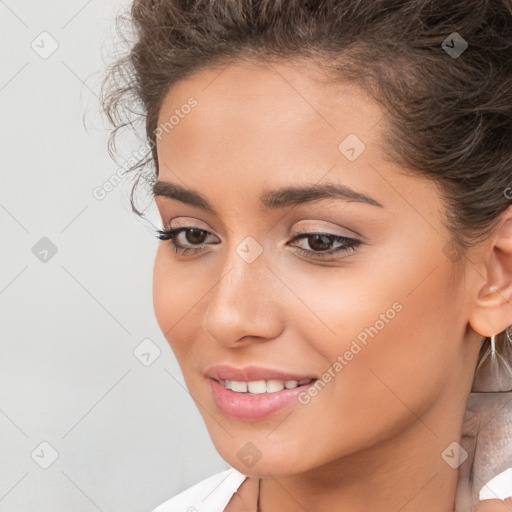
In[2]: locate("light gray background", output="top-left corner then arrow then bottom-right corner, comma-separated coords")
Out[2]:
0,2 -> 228,511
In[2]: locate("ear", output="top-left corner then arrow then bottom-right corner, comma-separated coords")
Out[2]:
468,205 -> 512,338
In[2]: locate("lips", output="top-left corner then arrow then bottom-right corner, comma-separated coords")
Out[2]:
209,378 -> 316,420
205,364 -> 317,382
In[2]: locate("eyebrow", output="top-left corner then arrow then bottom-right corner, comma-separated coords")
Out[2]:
152,180 -> 384,215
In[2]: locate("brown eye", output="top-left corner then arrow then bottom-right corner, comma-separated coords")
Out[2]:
185,228 -> 208,244
155,226 -> 219,256
306,234 -> 333,251
288,232 -> 362,260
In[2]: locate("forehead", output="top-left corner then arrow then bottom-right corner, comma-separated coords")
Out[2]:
156,60 -> 387,179
158,60 -> 385,150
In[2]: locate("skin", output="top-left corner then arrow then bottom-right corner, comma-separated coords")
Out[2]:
151,59 -> 512,511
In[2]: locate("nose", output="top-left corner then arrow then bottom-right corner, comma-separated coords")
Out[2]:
202,245 -> 285,347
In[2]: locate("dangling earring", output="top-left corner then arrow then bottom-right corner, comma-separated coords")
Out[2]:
490,333 -> 497,358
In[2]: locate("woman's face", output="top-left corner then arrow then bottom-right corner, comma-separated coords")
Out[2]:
152,60 -> 484,477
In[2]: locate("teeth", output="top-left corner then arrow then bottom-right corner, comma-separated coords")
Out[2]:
266,380 -> 285,392
247,380 -> 267,393
230,380 -> 248,392
221,378 -> 312,394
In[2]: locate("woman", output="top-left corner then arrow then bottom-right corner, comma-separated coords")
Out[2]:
101,0 -> 512,510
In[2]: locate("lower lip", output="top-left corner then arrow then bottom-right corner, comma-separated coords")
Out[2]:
209,378 -> 316,420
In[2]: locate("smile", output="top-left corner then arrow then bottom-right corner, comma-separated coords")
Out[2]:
219,378 -> 315,394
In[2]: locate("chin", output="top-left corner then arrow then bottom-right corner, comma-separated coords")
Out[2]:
207,430 -> 320,477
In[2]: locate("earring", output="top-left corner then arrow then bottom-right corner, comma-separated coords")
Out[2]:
490,333 -> 497,357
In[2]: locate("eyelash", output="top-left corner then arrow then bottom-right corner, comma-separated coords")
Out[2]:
155,226 -> 361,260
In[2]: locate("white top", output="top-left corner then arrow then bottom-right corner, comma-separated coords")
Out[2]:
151,468 -> 248,512
151,466 -> 512,512
480,468 -> 512,500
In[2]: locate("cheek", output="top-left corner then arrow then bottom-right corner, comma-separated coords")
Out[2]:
341,269 -> 461,426
152,247 -> 204,355
284,249 -> 463,415
152,247 -> 172,335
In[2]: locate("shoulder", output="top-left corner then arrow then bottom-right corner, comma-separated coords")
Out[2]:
150,467 -> 248,512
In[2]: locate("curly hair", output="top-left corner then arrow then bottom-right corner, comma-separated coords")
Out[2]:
100,0 -> 512,386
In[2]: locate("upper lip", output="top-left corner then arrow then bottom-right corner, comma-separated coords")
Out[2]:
205,364 -> 317,382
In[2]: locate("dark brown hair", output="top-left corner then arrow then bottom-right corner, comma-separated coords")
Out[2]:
101,0 -> 512,381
